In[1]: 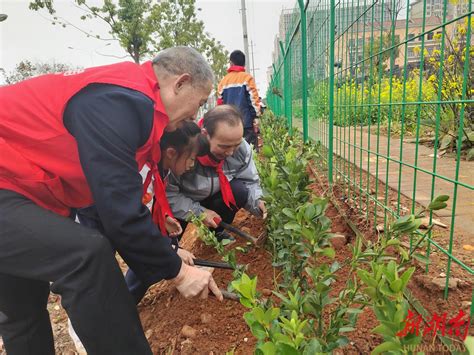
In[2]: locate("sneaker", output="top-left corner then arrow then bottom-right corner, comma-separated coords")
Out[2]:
215,230 -> 235,243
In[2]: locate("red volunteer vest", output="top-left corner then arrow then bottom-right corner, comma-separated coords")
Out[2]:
0,61 -> 169,218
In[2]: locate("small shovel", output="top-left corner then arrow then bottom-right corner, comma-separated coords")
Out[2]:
194,258 -> 234,270
213,217 -> 267,246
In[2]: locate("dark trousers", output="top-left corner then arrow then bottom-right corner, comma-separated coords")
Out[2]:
0,190 -> 151,355
244,127 -> 258,151
76,206 -> 158,306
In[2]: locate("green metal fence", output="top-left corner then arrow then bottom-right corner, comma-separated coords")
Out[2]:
267,0 -> 473,308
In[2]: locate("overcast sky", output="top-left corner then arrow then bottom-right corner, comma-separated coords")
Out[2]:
0,0 -> 294,95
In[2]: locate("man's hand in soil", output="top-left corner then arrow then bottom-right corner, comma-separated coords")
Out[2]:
177,248 -> 195,265
258,200 -> 267,219
173,262 -> 223,301
202,208 -> 221,228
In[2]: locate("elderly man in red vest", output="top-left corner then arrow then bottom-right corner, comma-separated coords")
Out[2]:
0,46 -> 222,355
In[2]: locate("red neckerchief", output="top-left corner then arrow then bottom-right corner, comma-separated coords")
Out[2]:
227,65 -> 245,73
139,63 -> 174,236
197,155 -> 237,209
142,163 -> 174,236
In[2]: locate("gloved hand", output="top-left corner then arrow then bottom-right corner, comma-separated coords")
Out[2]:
177,248 -> 195,265
165,216 -> 183,237
173,262 -> 223,301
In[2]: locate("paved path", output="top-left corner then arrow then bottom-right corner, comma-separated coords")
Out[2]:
294,119 -> 474,238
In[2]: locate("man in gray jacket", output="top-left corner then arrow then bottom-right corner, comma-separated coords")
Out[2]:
166,105 -> 266,239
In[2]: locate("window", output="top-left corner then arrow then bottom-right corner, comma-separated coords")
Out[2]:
408,33 -> 415,40
427,0 -> 443,17
427,32 -> 434,40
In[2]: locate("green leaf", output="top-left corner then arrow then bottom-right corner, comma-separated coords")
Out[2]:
315,282 -> 330,293
387,260 -> 397,278
272,333 -> 292,344
304,204 -> 316,220
257,342 -> 276,355
339,327 -> 355,332
357,269 -> 378,288
282,208 -> 295,219
464,336 -> 474,354
321,247 -> 335,258
243,312 -> 255,326
427,201 -> 448,211
262,145 -> 274,158
379,320 -> 400,330
250,322 -> 267,340
319,215 -> 331,230
427,195 -> 449,211
389,279 -> 403,293
252,307 -> 265,323
240,298 -> 253,308
330,261 -> 341,273
302,339 -> 322,354
400,267 -> 415,288
401,333 -> 422,346
335,336 -> 350,347
284,222 -> 301,231
412,253 -> 431,265
275,343 -> 299,355
379,284 -> 396,296
221,239 -> 232,246
399,247 -> 409,261
386,239 -> 400,247
264,307 -> 280,323
372,324 -> 396,337
392,215 -> 414,231
301,227 -> 314,240
238,283 -> 253,300
371,341 -> 402,355
346,308 -> 364,314
394,305 -> 408,325
433,194 -> 449,202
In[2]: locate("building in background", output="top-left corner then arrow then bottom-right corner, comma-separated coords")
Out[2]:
269,0 -> 471,88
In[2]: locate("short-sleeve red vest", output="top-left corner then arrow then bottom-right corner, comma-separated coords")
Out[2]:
0,61 -> 168,218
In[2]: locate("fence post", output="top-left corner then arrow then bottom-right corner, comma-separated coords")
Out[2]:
279,41 -> 289,129
287,44 -> 293,135
298,0 -> 308,143
272,63 -> 278,116
327,0 -> 335,185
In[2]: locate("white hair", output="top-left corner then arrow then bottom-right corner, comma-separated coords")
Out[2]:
152,46 -> 214,88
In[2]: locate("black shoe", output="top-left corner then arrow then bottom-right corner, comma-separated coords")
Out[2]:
215,230 -> 235,243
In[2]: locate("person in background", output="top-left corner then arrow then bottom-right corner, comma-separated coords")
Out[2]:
167,105 -> 267,242
0,46 -> 222,355
217,49 -> 261,149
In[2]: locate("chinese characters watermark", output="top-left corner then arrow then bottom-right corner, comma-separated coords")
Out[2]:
397,309 -> 471,341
